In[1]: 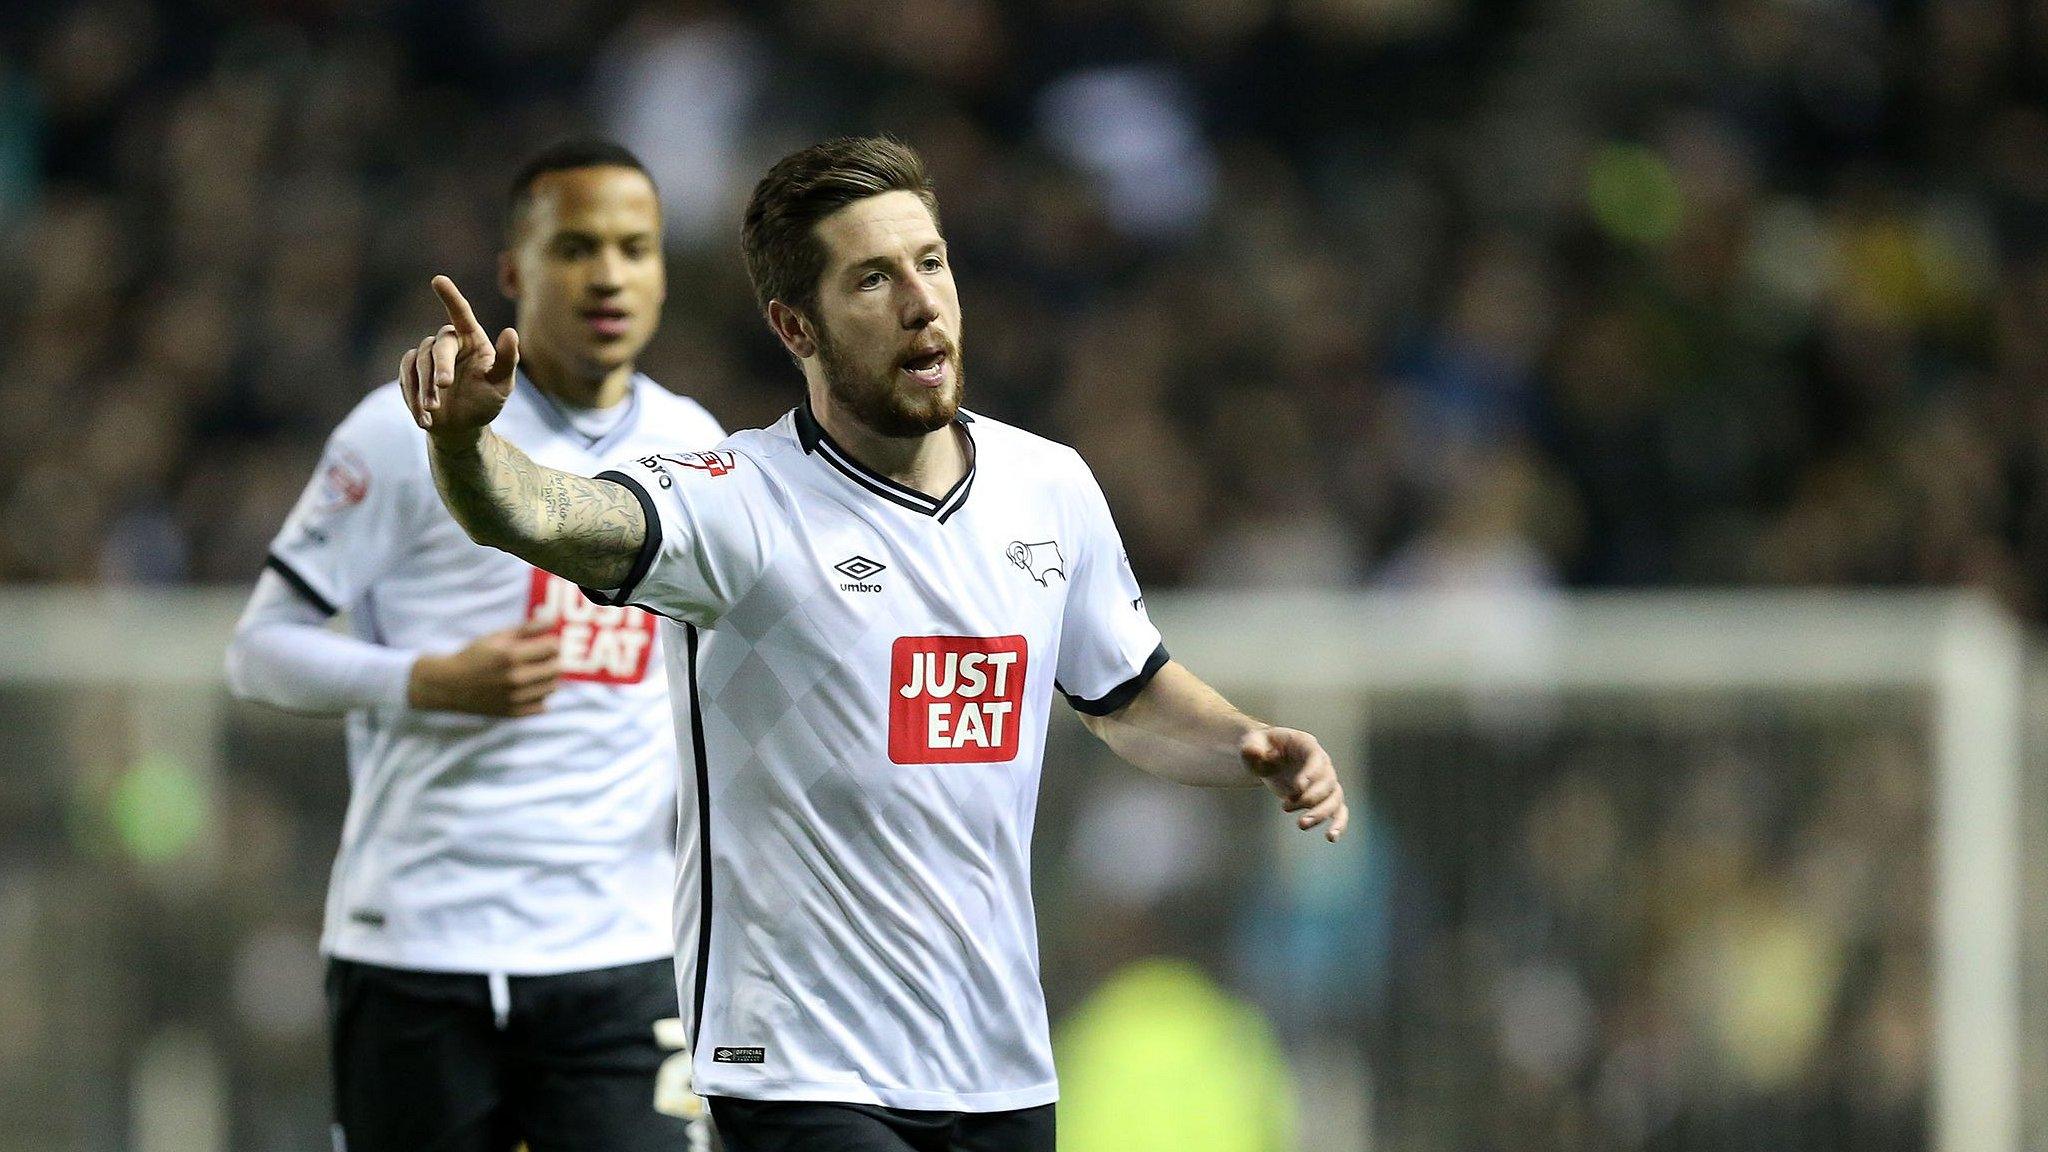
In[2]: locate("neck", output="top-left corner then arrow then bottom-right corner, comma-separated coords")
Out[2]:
809,382 -> 967,500
522,344 -> 634,410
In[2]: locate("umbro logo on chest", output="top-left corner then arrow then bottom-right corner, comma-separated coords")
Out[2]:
835,555 -> 886,593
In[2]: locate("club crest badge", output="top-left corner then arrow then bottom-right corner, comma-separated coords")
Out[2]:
1006,540 -> 1066,585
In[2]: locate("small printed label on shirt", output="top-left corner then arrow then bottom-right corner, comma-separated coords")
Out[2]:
713,1046 -> 766,1064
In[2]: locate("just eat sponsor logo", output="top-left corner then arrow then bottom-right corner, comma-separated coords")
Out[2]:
888,635 -> 1028,764
526,570 -> 656,684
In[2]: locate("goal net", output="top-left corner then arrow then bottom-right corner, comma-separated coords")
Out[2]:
1039,589 -> 2030,1152
0,588 -> 2032,1152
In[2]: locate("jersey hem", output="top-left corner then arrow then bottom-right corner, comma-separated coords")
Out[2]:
322,933 -> 674,976
696,1076 -> 1059,1114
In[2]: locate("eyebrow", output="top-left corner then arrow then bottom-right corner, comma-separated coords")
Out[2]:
548,228 -> 656,245
846,241 -> 947,275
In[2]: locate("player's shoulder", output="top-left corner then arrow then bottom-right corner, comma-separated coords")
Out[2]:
713,410 -> 809,474
963,409 -> 1094,486
329,381 -> 431,467
611,422 -> 794,497
633,376 -> 727,439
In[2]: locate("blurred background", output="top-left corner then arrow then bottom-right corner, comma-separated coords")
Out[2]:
3,0 -> 2048,1149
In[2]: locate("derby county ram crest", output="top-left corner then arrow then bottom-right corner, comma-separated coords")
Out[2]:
1006,540 -> 1067,585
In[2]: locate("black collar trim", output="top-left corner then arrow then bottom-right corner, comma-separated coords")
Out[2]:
794,402 -> 977,523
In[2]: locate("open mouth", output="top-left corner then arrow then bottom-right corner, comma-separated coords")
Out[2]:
900,347 -> 948,387
583,307 -> 631,337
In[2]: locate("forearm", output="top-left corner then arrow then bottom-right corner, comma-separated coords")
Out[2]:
1079,660 -> 1266,786
225,572 -> 414,714
428,429 -> 643,590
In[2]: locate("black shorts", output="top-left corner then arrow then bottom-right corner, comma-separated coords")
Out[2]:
326,956 -> 697,1152
707,1096 -> 1055,1152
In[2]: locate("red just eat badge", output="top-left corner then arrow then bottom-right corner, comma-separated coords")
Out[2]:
526,569 -> 657,684
889,635 -> 1029,764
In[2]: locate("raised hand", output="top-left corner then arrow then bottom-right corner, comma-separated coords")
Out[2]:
1242,726 -> 1349,842
401,275 -> 521,439
406,618 -> 563,717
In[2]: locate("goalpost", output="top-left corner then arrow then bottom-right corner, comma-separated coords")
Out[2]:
0,587 -> 2030,1152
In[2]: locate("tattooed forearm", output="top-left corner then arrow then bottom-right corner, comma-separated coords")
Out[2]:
541,474 -> 574,525
531,472 -> 647,587
428,430 -> 645,589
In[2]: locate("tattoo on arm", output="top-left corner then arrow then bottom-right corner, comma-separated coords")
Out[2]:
429,430 -> 645,590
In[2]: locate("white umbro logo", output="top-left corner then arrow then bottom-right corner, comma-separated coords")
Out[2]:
835,555 -> 886,593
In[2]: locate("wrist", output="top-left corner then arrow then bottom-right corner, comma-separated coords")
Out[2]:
429,426 -> 487,457
1236,719 -> 1274,750
1237,720 -> 1280,780
362,646 -> 416,710
406,654 -> 446,709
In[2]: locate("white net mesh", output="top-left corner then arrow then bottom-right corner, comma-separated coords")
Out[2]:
0,589 -> 2030,1152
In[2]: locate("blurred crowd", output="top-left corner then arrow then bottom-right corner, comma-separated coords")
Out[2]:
5,0 -> 2048,616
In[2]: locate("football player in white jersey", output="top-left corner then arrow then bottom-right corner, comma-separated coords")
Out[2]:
225,140 -> 724,1152
399,136 -> 1347,1152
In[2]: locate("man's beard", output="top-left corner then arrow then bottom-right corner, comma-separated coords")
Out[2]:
817,327 -> 965,438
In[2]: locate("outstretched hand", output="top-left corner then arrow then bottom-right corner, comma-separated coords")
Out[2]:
400,276 -> 521,440
1242,726 -> 1349,842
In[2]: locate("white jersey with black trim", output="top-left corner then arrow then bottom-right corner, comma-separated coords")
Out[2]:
266,373 -> 724,974
586,404 -> 1165,1111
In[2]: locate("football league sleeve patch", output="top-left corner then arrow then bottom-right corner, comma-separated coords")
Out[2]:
581,451 -> 784,629
267,420 -> 416,614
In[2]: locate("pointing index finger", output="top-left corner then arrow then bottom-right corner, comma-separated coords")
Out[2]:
432,275 -> 487,342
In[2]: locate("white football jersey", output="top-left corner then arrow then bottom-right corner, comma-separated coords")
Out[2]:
268,374 -> 725,974
588,404 -> 1165,1111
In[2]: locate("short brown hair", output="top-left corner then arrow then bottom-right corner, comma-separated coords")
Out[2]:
741,136 -> 940,319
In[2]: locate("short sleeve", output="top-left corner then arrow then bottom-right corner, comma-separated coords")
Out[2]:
266,392 -> 422,615
1055,459 -> 1168,714
581,448 -> 785,629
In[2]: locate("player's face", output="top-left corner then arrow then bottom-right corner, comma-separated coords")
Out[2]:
808,190 -> 964,437
503,166 -> 665,379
